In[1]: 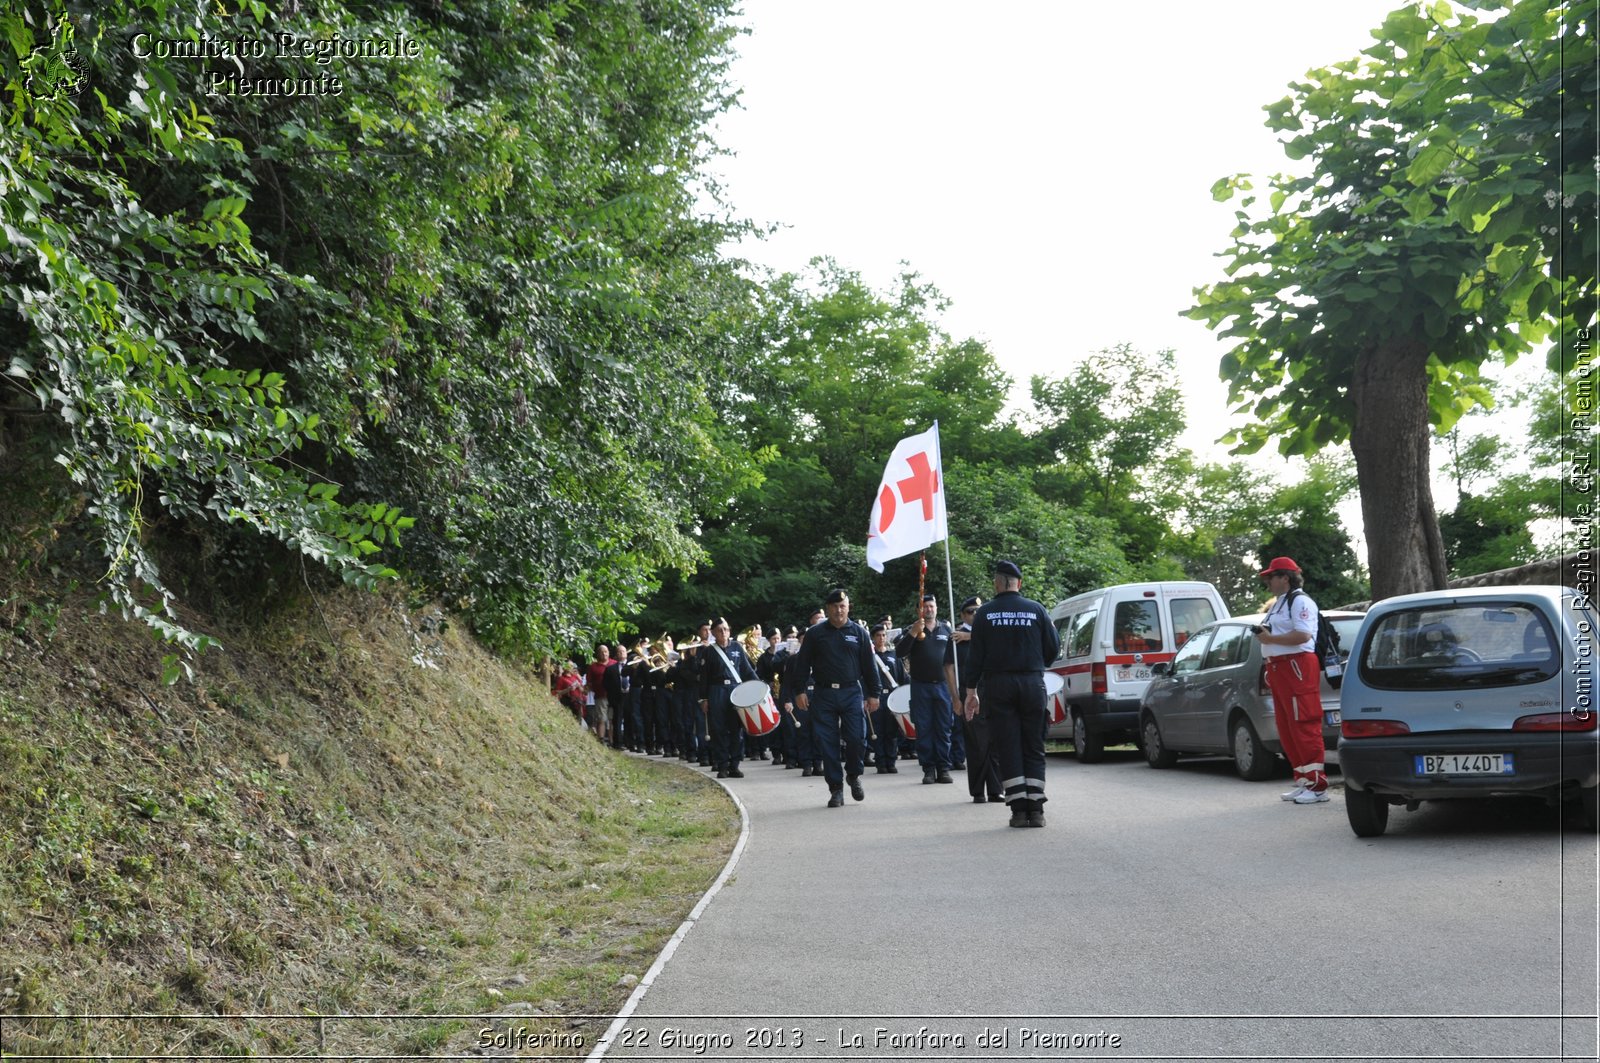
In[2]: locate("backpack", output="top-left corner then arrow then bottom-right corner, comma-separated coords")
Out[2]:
1286,588 -> 1345,689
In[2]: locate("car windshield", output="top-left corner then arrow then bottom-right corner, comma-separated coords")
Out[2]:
1358,602 -> 1560,690
1329,616 -> 1362,657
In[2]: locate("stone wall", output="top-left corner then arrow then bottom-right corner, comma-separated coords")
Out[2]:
1341,552 -> 1594,610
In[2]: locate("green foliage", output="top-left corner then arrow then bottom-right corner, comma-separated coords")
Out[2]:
1,0 -> 752,664
1257,525 -> 1366,608
638,262 -> 1035,633
1437,374 -> 1571,570
1440,492 -> 1538,575
1187,0 -> 1590,598
1189,0 -> 1581,456
1,3 -> 406,674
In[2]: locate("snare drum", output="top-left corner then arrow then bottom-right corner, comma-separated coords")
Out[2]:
1044,670 -> 1066,725
731,679 -> 781,736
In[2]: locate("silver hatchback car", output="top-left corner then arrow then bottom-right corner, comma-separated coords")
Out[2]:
1139,611 -> 1365,780
1337,585 -> 1599,837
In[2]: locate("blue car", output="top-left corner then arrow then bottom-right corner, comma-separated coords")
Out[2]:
1337,585 -> 1599,837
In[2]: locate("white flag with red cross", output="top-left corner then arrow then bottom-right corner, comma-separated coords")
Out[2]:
866,423 -> 948,573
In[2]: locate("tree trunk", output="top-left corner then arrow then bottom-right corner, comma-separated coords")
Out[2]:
1350,337 -> 1450,601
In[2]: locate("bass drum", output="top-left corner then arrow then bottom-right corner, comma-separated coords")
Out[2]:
886,684 -> 916,739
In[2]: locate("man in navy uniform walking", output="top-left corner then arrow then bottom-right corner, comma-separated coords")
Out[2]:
793,588 -> 880,808
701,617 -> 759,778
963,561 -> 1060,828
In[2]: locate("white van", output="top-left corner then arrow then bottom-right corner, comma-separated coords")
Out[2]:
1047,581 -> 1229,761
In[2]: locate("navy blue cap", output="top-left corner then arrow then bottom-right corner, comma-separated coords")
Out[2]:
993,560 -> 1022,579
824,587 -> 848,604
961,596 -> 983,611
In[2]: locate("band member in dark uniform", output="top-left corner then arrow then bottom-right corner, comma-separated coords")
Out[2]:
700,617 -> 759,778
895,594 -> 956,785
603,650 -> 631,751
963,561 -> 1060,828
951,596 -> 1003,804
793,589 -> 880,808
781,625 -> 816,773
756,627 -> 790,765
869,624 -> 905,774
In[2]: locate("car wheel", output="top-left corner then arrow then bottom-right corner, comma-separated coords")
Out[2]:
1230,715 -> 1277,781
1142,713 -> 1177,769
1345,785 -> 1390,838
1073,713 -> 1106,763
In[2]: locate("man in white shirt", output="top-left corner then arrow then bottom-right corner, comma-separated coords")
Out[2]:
1253,557 -> 1329,804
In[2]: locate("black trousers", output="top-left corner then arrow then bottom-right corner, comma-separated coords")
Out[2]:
982,672 -> 1048,809
961,692 -> 1002,799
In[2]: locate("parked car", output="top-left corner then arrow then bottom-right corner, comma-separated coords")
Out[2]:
1138,611 -> 1366,779
1046,581 -> 1229,761
1337,585 -> 1599,837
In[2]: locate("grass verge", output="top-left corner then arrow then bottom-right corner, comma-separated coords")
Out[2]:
0,577 -> 736,1058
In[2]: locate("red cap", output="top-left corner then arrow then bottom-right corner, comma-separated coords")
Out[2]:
1258,556 -> 1302,577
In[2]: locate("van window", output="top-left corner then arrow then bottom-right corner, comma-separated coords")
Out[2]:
1054,616 -> 1073,653
1171,597 -> 1219,650
1359,603 -> 1560,689
1067,608 -> 1098,658
1113,600 -> 1161,653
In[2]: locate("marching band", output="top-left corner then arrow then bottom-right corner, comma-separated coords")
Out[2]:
551,563 -> 1054,825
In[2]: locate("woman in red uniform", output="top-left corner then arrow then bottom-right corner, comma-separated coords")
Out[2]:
1253,557 -> 1328,804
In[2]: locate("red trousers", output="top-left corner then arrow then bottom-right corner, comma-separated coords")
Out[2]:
1265,652 -> 1327,791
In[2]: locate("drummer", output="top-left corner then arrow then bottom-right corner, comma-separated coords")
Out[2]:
700,617 -> 760,779
951,596 -> 1002,804
869,624 -> 904,774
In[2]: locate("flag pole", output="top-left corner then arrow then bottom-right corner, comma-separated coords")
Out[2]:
935,422 -> 961,700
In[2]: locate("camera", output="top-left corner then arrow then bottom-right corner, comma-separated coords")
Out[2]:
1250,624 -> 1267,635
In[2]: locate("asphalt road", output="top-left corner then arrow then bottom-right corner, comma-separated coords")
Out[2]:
595,747 -> 1598,1063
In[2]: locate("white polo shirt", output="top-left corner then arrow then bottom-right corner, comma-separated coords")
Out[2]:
1262,590 -> 1318,657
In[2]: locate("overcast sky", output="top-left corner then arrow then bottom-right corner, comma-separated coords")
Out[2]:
703,0 -> 1422,466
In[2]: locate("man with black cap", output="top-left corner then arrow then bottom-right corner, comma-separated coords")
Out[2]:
963,560 -> 1060,828
952,595 -> 1003,804
895,593 -> 957,784
793,588 -> 880,807
869,623 -> 905,774
701,617 -> 759,779
1253,556 -> 1330,804
781,622 -> 818,775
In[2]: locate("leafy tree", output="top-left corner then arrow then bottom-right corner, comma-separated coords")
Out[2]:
1188,0 -> 1592,602
1440,493 -> 1538,574
1437,375 -> 1575,569
636,263 -> 1111,637
1,0 -> 756,668
1028,345 -> 1190,574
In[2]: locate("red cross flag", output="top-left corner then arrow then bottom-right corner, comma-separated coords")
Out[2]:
866,423 -> 948,573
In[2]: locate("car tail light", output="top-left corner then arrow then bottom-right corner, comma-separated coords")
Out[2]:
1091,663 -> 1106,695
1513,711 -> 1598,732
1257,663 -> 1269,697
1342,719 -> 1410,738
